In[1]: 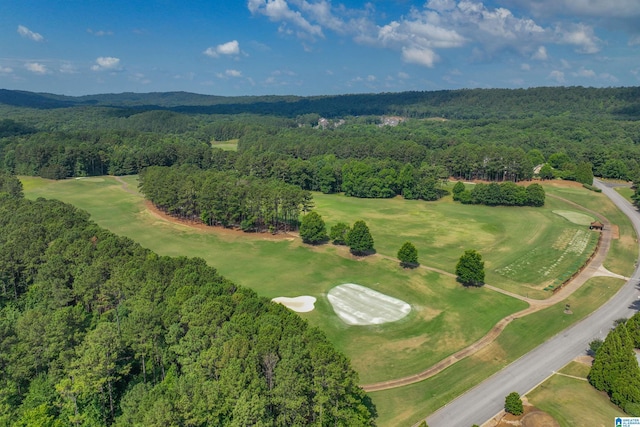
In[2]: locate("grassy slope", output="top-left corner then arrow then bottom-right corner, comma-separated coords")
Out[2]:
527,362 -> 623,427
21,176 -> 637,426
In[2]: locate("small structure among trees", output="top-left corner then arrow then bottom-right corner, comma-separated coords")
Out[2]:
455,249 -> 485,286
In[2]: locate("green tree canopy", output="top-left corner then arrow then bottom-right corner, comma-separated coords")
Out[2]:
347,220 -> 375,256
397,242 -> 419,267
505,391 -> 523,415
455,249 -> 485,286
329,222 -> 350,245
299,211 -> 328,244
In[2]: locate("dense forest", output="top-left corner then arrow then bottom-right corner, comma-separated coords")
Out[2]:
0,173 -> 375,426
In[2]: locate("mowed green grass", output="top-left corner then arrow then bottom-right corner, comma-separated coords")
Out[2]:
211,139 -> 238,151
21,175 -> 526,384
527,362 -> 624,427
371,276 -> 628,426
313,189 -> 599,298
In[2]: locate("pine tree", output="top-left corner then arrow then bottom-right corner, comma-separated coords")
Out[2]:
397,242 -> 419,267
299,211 -> 328,244
346,220 -> 374,256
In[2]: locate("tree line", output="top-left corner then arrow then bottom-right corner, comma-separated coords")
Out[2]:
589,313 -> 640,416
139,165 -> 313,232
452,181 -> 546,207
0,173 -> 375,426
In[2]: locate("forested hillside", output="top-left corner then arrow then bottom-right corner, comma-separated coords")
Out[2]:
1,86 -> 639,199
0,174 -> 375,426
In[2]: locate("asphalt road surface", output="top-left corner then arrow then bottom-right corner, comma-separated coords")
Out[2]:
425,179 -> 640,427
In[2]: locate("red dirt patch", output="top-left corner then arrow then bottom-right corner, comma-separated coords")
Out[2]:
494,406 -> 559,427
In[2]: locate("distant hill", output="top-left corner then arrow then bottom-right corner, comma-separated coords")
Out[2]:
1,86 -> 639,119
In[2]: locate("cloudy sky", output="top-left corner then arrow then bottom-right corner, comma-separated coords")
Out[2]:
2,0 -> 639,96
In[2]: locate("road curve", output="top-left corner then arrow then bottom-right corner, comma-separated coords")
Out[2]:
424,179 -> 640,427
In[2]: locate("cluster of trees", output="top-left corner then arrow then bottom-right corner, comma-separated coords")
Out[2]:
0,173 -> 376,426
452,181 -> 546,207
139,165 -> 312,233
589,313 -> 640,415
300,212 -> 376,256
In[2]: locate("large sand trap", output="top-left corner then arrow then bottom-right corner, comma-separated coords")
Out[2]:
327,283 -> 411,326
272,296 -> 316,313
552,210 -> 594,225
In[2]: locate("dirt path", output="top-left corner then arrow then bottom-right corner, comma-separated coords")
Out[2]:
362,194 -> 619,392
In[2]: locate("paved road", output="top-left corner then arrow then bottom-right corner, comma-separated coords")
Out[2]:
425,179 -> 640,427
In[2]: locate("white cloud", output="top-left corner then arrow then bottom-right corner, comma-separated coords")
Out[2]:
59,63 -> 78,74
91,57 -> 121,71
521,63 -> 531,70
87,28 -> 114,37
25,62 -> 47,74
629,35 -> 640,46
204,40 -> 240,58
402,47 -> 439,67
0,66 -> 13,74
547,70 -> 565,83
531,46 -> 548,60
17,25 -> 44,42
560,59 -> 571,69
572,67 -> 596,78
554,23 -> 600,53
398,71 -> 410,79
216,70 -> 242,79
248,0 -> 323,38
599,72 -> 618,82
503,0 -> 640,19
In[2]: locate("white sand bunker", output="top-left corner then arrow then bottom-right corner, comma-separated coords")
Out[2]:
327,283 -> 411,326
553,210 -> 594,225
272,296 -> 316,313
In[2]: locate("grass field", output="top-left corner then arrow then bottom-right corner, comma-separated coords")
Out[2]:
211,138 -> 238,151
527,362 -> 624,427
20,176 -> 638,426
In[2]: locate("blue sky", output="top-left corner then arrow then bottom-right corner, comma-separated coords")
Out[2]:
2,0 -> 639,96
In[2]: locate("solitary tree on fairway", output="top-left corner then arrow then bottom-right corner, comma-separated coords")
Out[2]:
347,220 -> 374,255
397,241 -> 419,267
456,249 -> 485,286
505,392 -> 523,415
299,211 -> 328,244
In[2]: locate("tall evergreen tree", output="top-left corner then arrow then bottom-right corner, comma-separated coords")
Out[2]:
397,242 -> 419,267
299,211 -> 328,244
346,220 -> 374,256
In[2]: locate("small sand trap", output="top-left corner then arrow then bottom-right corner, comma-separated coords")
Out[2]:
552,210 -> 594,226
272,296 -> 316,313
328,283 -> 411,326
